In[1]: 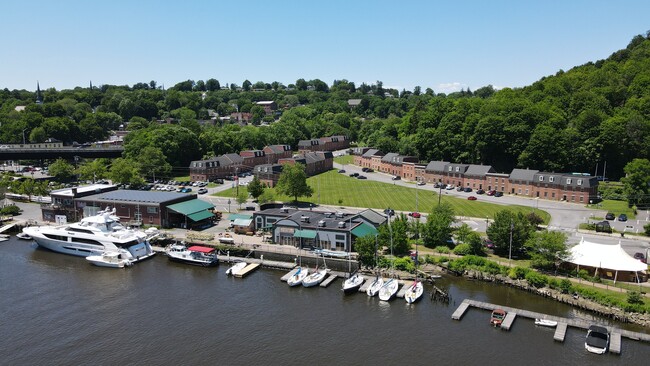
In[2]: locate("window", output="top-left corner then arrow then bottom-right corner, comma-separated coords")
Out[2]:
455,167 -> 460,172
549,176 -> 554,183
448,167 -> 452,171
518,188 -> 522,194
539,176 -> 544,181
525,189 -> 529,195
566,178 -> 572,184
577,179 -> 582,186
335,234 -> 346,240
147,207 -> 158,214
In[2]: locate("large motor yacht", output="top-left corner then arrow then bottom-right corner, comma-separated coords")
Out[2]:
23,207 -> 155,263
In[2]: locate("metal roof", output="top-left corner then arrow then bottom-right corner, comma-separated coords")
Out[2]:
509,168 -> 539,182
425,161 -> 449,173
465,164 -> 495,176
88,190 -> 191,204
167,199 -> 215,215
351,223 -> 378,237
187,210 -> 215,222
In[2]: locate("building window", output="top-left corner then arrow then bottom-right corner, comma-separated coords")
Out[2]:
518,188 -> 522,194
448,167 -> 452,171
577,179 -> 582,185
525,189 -> 529,195
549,176 -> 554,183
455,167 -> 460,172
566,178 -> 572,184
539,176 -> 544,181
147,207 -> 158,214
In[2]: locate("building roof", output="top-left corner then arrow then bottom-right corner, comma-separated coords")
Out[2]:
362,149 -> 384,158
562,174 -> 598,188
187,210 -> 215,222
351,222 -> 379,237
465,164 -> 495,176
168,199 -> 215,215
509,168 -> 539,182
381,153 -> 399,163
51,184 -> 117,197
348,99 -> 362,106
255,101 -> 276,105
233,218 -> 253,226
255,208 -> 360,231
264,145 -> 291,154
84,189 -> 191,204
228,213 -> 253,220
356,209 -> 387,226
298,139 -> 320,147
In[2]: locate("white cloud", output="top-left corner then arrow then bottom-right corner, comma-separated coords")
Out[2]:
436,82 -> 466,93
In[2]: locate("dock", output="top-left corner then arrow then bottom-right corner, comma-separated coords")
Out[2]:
553,322 -> 568,342
0,223 -> 16,234
396,283 -> 408,298
320,274 -> 339,288
358,278 -> 373,293
234,263 -> 260,278
500,312 -> 517,331
451,298 -> 650,354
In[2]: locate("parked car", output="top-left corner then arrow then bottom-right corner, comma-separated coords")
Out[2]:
494,192 -> 503,197
362,167 -> 369,172
486,190 -> 495,196
366,168 -> 374,173
338,169 -> 346,173
180,187 -> 192,193
446,185 -> 455,190
417,181 -> 426,186
467,196 -> 477,201
618,214 -> 628,222
456,186 -> 463,191
215,179 -> 224,184
476,189 -> 485,194
605,213 -> 615,220
463,187 -> 472,193
633,252 -> 647,263
408,212 -> 421,218
483,239 -> 494,249
391,175 -> 401,180
357,175 -> 367,179
349,173 -> 359,177
197,188 -> 208,194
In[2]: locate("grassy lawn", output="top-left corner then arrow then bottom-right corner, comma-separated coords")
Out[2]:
588,199 -> 636,219
217,170 -> 550,222
333,155 -> 354,165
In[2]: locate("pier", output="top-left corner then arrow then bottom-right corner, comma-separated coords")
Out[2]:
234,263 -> 260,278
320,274 -> 339,287
452,298 -> 650,354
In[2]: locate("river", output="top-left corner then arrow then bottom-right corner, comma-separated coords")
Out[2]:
1,237 -> 647,365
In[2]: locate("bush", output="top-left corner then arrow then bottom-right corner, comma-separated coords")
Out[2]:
0,205 -> 21,216
393,256 -> 415,272
627,291 -> 644,305
525,271 -> 548,288
452,243 -> 471,256
508,266 -> 531,280
644,222 -> 650,236
559,279 -> 572,294
435,246 -> 451,254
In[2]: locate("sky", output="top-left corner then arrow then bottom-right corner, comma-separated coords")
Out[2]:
2,0 -> 650,93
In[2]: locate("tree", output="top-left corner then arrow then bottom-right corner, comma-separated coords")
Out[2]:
422,203 -> 455,248
378,213 -> 410,257
136,146 -> 172,180
275,163 -> 313,203
622,158 -> 650,208
353,234 -> 381,269
525,230 -> 569,271
76,159 -> 108,182
242,80 -> 252,91
257,189 -> 275,205
237,191 -> 248,208
247,176 -> 265,200
49,158 -> 75,181
486,210 -> 534,258
108,158 -> 143,185
206,78 -> 220,91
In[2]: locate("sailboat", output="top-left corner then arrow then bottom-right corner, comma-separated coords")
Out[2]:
404,243 -> 424,304
378,214 -> 398,301
342,242 -> 364,294
366,235 -> 383,297
303,255 -> 329,287
287,245 -> 308,287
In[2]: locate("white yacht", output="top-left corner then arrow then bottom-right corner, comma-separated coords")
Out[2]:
165,243 -> 219,267
23,207 -> 155,263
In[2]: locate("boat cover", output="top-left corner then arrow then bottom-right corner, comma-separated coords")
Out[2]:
188,246 -> 215,253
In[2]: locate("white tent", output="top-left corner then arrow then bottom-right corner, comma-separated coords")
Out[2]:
568,238 -> 647,283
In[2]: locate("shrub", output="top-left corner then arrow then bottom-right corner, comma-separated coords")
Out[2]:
0,205 -> 21,216
525,271 -> 548,288
452,243 -> 471,256
577,269 -> 590,280
393,256 -> 415,272
559,279 -> 572,294
627,291 -> 644,305
547,278 -> 559,290
435,246 -> 451,254
508,266 -> 530,280
644,222 -> 650,236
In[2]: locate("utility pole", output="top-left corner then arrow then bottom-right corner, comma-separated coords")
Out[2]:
508,220 -> 514,265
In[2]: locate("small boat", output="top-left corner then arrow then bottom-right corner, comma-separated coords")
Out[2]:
218,233 -> 235,244
287,267 -> 308,287
86,251 -> 132,268
166,243 -> 218,267
226,261 -> 247,276
0,234 -> 9,242
404,280 -> 424,304
342,272 -> 365,294
378,278 -> 399,301
585,325 -> 609,354
366,276 -> 384,297
534,318 -> 558,327
16,232 -> 33,240
429,274 -> 442,279
490,309 -> 507,327
303,268 -> 328,287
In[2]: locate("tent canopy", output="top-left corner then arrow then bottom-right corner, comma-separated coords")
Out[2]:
568,238 -> 647,272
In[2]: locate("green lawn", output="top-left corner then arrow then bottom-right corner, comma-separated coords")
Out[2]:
333,155 -> 354,165
216,170 -> 550,222
589,199 -> 636,219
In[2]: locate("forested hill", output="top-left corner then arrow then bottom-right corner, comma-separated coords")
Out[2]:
1,34 -> 649,179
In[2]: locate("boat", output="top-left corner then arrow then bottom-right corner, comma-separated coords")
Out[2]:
22,207 -> 155,263
226,261 -> 247,276
342,272 -> 365,294
404,242 -> 424,304
366,276 -> 384,297
429,274 -> 442,279
490,309 -> 507,327
86,251 -> 132,268
303,267 -> 328,287
534,318 -> 558,327
287,267 -> 309,287
16,231 -> 33,240
0,234 -> 9,242
165,243 -> 219,266
585,325 -> 610,354
378,278 -> 399,301
218,233 -> 235,244
313,248 -> 350,258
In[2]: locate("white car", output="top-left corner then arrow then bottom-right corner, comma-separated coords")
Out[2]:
445,185 -> 455,190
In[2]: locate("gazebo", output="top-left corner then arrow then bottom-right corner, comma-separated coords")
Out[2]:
568,238 -> 648,284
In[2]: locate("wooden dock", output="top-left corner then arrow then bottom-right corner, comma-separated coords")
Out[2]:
234,263 -> 259,278
500,312 -> 517,331
451,298 -> 650,354
358,277 -> 373,293
396,283 -> 408,298
554,322 -> 568,342
281,267 -> 301,282
320,274 -> 339,288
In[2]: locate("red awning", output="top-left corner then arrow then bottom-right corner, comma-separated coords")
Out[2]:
188,246 -> 215,253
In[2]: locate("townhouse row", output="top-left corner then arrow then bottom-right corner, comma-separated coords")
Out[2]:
352,147 -> 599,203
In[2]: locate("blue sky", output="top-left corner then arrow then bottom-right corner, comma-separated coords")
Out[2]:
2,0 -> 649,93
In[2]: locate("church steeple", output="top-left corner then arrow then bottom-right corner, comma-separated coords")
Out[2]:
35,81 -> 43,104
90,80 -> 93,90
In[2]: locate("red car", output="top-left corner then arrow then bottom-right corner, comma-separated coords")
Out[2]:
467,196 -> 477,201
486,190 -> 495,196
409,212 -> 421,218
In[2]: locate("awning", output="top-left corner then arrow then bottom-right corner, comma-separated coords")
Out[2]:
294,229 -> 317,239
168,199 -> 214,215
233,218 -> 253,226
188,246 -> 215,253
228,213 -> 253,220
187,210 -> 215,222
351,223 -> 378,237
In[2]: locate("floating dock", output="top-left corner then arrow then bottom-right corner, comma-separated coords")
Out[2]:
0,223 -> 16,234
396,283 -> 408,298
500,312 -> 517,331
358,278 -> 373,293
320,274 -> 338,287
234,263 -> 259,278
452,298 -> 650,354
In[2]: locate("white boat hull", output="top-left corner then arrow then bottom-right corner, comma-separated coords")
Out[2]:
86,253 -> 131,268
404,281 -> 424,304
366,277 -> 384,297
303,270 -> 328,287
342,274 -> 364,294
287,267 -> 308,287
534,319 -> 558,327
378,279 -> 399,301
226,261 -> 247,276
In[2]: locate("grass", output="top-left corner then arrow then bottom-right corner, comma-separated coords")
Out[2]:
588,199 -> 636,219
333,155 -> 354,165
216,170 -> 550,222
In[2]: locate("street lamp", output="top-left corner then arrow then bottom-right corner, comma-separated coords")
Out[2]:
508,220 -> 514,265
